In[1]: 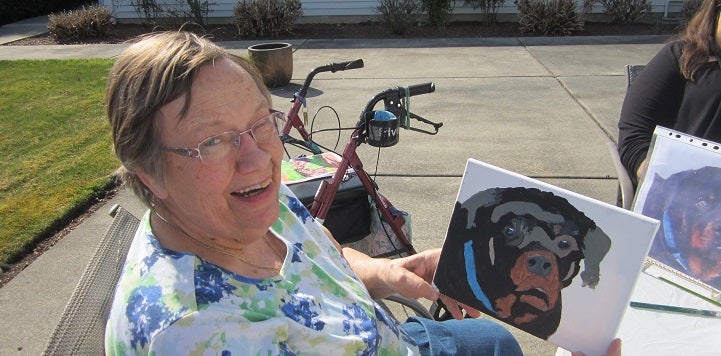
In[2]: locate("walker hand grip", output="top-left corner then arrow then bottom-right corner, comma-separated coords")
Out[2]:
330,59 -> 364,72
298,59 -> 365,100
406,82 -> 435,97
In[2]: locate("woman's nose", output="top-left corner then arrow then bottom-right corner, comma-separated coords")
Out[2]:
233,133 -> 270,169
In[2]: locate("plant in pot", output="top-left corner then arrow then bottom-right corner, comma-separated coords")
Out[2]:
234,0 -> 303,88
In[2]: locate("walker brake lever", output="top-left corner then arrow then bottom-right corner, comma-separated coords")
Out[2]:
405,112 -> 443,135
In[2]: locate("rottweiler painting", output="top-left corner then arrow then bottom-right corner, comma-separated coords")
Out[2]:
641,166 -> 721,291
434,187 -> 612,340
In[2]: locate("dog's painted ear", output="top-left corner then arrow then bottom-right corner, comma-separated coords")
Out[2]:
449,202 -> 472,234
579,227 -> 611,289
641,173 -> 668,218
460,188 -> 504,229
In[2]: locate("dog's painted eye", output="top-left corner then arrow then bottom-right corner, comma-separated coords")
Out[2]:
558,240 -> 570,249
504,226 -> 517,237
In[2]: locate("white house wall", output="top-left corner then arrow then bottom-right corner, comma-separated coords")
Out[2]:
100,0 -> 679,23
100,0 -> 383,20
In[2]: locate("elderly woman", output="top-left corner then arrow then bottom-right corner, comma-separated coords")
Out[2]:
103,31 -> 523,355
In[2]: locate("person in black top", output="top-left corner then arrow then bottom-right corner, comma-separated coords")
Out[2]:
618,0 -> 721,186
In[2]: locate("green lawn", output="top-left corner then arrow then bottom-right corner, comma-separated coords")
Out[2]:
0,59 -> 121,265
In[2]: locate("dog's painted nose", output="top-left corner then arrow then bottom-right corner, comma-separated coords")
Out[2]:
527,254 -> 553,277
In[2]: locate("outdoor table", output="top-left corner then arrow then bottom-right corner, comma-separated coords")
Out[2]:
555,270 -> 721,355
556,272 -> 721,356
614,271 -> 721,354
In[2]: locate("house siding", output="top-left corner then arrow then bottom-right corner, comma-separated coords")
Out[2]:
99,0 -> 679,23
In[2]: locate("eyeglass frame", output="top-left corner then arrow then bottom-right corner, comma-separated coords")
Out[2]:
163,110 -> 286,161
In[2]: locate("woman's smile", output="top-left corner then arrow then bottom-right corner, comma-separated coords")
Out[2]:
231,177 -> 273,199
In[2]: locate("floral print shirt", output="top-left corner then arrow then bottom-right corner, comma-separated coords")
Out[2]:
105,184 -> 418,355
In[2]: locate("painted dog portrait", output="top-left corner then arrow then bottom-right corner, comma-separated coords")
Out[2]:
434,187 -> 612,339
641,166 -> 721,291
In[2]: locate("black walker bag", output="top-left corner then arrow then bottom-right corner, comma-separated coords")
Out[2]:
287,174 -> 371,244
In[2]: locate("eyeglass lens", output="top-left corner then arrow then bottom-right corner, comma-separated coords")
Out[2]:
197,112 -> 282,161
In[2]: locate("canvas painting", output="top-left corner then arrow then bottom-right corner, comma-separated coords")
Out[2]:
633,126 -> 721,296
281,152 -> 346,184
433,158 -> 659,356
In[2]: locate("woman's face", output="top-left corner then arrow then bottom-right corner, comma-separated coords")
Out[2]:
147,58 -> 282,242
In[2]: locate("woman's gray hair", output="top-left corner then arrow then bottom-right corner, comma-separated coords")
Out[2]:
106,31 -> 271,208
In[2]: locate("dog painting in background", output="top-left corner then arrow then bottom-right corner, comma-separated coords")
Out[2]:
641,166 -> 721,291
434,187 -> 611,340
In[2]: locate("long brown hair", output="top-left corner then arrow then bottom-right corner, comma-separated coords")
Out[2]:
680,0 -> 721,80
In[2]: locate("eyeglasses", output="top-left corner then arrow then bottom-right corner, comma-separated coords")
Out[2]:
164,111 -> 286,162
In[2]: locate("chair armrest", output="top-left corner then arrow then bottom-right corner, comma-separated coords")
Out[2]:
43,205 -> 139,355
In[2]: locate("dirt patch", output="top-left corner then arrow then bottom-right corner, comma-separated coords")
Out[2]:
4,21 -> 680,46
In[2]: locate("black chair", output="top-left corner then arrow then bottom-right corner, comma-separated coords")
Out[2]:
609,64 -> 645,210
625,64 -> 646,89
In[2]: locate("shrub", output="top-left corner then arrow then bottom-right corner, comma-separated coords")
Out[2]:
130,0 -> 213,29
377,0 -> 422,34
464,0 -> 506,25
517,0 -> 585,36
0,0 -> 96,26
48,5 -> 113,43
131,0 -> 162,22
680,0 -> 703,24
185,0 -> 213,27
587,0 -> 651,24
233,0 -> 303,38
165,0 -> 214,28
421,0 -> 454,31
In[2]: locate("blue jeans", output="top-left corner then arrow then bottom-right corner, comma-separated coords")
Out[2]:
402,317 -> 523,356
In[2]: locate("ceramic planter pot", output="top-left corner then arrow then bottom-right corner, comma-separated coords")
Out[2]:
247,42 -> 293,88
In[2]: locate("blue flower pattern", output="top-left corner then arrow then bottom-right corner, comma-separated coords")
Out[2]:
374,303 -> 417,346
139,236 -> 184,274
291,243 -> 303,263
287,196 -> 312,223
279,342 -> 296,355
126,286 -> 175,349
281,293 -> 326,331
343,303 -> 380,355
195,261 -> 237,306
139,254 -> 159,276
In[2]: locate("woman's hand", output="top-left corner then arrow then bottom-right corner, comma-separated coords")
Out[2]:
571,339 -> 621,356
636,157 -> 649,183
343,247 -> 481,320
389,249 -> 482,319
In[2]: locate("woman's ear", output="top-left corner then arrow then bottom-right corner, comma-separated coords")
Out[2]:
135,168 -> 168,200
